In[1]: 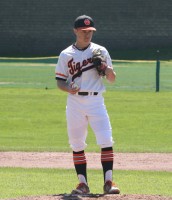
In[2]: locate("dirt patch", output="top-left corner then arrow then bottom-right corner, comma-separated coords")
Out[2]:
0,152 -> 172,171
8,194 -> 172,200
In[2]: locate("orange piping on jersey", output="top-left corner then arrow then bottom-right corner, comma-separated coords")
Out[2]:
56,72 -> 68,78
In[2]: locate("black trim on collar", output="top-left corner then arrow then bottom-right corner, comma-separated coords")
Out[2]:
72,43 -> 91,51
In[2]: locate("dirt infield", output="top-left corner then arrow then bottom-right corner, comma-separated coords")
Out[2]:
1,152 -> 172,200
8,194 -> 172,200
0,152 -> 172,171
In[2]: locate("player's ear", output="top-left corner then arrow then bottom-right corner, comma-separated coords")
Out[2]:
73,28 -> 77,35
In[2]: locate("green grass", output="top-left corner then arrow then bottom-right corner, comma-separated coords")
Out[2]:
0,168 -> 171,199
0,88 -> 68,152
0,88 -> 172,153
113,60 -> 172,91
0,61 -> 56,89
0,59 -> 172,91
105,91 -> 172,152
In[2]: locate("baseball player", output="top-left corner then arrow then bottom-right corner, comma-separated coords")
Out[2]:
55,15 -> 120,195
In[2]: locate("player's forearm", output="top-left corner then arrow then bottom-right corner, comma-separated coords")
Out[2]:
105,67 -> 116,83
57,80 -> 70,93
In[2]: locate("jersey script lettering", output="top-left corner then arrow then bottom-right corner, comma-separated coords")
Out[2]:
68,58 -> 92,75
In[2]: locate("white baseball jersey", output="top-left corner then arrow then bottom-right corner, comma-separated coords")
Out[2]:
55,42 -> 113,93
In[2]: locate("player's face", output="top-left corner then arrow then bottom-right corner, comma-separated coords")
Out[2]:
74,29 -> 94,44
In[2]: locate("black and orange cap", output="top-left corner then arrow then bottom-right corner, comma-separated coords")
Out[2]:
74,15 -> 96,31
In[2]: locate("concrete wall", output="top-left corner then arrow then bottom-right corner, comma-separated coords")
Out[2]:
0,0 -> 172,57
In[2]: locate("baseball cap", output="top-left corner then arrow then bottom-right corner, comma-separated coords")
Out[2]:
74,15 -> 96,31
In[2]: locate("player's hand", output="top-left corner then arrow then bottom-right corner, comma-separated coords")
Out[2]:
68,82 -> 80,94
57,80 -> 80,94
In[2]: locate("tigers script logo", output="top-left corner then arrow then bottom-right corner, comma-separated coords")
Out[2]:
68,58 -> 92,75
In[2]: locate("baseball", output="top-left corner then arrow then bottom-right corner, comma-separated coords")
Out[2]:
71,82 -> 79,90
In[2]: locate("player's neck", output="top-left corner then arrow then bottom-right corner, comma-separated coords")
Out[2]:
75,41 -> 91,50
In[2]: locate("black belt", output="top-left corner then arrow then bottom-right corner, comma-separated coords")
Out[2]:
78,92 -> 98,96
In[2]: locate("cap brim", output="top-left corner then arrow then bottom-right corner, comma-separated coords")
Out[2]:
79,27 -> 96,31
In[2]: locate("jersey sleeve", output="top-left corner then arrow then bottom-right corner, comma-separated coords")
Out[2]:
55,52 -> 68,81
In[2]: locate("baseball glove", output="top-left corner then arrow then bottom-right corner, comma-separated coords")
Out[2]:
92,49 -> 107,76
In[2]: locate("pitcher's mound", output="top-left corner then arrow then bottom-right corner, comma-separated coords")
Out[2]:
9,194 -> 172,200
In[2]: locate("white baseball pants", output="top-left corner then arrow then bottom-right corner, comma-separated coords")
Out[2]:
66,94 -> 114,152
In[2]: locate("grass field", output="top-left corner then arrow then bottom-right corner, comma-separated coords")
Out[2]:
0,168 -> 172,199
0,58 -> 172,91
0,58 -> 172,199
0,88 -> 172,153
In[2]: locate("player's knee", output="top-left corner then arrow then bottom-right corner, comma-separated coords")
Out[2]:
98,137 -> 114,148
96,133 -> 114,148
70,143 -> 87,152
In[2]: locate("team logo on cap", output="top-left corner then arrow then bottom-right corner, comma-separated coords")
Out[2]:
84,19 -> 90,25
